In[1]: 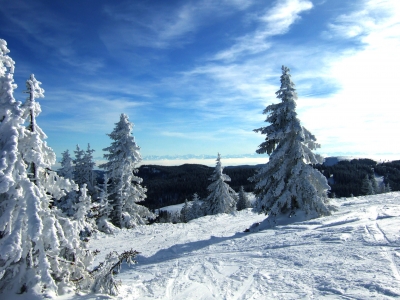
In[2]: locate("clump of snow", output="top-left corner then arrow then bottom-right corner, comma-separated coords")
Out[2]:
157,202 -> 186,214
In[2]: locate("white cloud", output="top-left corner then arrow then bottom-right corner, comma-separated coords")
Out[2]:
212,0 -> 313,61
298,0 -> 400,156
260,0 -> 313,34
180,62 -> 277,105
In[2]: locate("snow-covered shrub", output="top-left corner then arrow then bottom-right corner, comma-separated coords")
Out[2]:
156,210 -> 181,224
90,249 -> 139,295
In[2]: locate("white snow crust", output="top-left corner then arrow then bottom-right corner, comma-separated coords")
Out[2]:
61,193 -> 400,299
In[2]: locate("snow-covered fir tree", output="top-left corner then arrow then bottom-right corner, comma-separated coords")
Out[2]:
18,74 -> 79,199
385,182 -> 392,193
382,176 -> 392,193
204,153 -> 237,215
21,74 -> 44,184
249,66 -> 332,221
95,174 -> 115,233
73,144 -> 96,193
377,176 -> 389,194
55,150 -> 78,217
180,199 -> 191,223
156,210 -> 173,223
73,184 -> 95,238
67,145 -> 90,216
57,189 -> 78,217
370,172 -> 379,194
361,174 -> 374,195
83,144 -> 96,195
74,144 -> 85,184
0,40 -> 93,297
237,186 -> 252,211
99,113 -> 155,228
59,149 -> 74,180
188,193 -> 203,220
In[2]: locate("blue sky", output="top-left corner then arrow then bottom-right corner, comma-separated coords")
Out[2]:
1,0 -> 399,166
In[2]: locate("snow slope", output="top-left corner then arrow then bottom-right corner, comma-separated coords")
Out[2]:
64,193 -> 400,298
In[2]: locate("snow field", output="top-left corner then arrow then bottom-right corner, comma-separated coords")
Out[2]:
83,192 -> 400,299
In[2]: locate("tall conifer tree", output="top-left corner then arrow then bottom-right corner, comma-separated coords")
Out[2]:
73,144 -> 86,186
237,186 -> 252,211
188,193 -> 203,220
204,153 -> 237,215
83,144 -> 96,195
95,174 -> 114,233
250,66 -> 332,220
0,40 -> 93,296
100,114 -> 154,228
59,149 -> 74,180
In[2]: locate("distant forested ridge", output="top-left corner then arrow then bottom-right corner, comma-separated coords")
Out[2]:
94,159 -> 400,209
373,160 -> 400,191
314,158 -> 400,197
140,158 -> 400,209
137,164 -> 258,209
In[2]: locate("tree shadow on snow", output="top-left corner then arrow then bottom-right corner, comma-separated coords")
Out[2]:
71,293 -> 113,300
246,209 -> 323,233
135,232 -> 248,266
123,211 -> 322,270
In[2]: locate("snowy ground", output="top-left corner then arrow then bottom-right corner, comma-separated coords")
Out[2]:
67,193 -> 400,299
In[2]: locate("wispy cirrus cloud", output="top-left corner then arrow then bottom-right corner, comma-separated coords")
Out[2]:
101,0 -> 254,50
211,0 -> 313,61
324,0 -> 400,42
0,1 -> 104,74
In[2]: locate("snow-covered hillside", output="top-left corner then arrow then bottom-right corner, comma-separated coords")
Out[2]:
68,192 -> 400,299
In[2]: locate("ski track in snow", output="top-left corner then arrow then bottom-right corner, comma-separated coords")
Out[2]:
64,193 -> 400,300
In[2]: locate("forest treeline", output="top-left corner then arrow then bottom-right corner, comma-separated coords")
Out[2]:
315,158 -> 399,198
94,158 -> 400,211
95,164 -> 258,210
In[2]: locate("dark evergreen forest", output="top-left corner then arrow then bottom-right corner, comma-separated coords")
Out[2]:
94,158 -> 400,210
315,158 -> 400,197
138,164 -> 258,209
